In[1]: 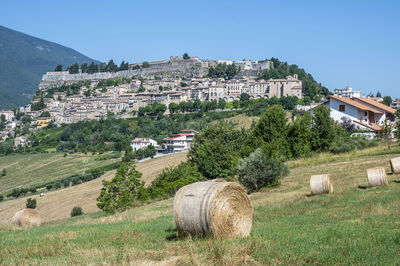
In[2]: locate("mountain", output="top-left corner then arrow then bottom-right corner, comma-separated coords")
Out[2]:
0,25 -> 99,109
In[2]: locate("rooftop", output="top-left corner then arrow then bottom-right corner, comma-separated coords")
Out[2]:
354,97 -> 397,115
329,96 -> 382,114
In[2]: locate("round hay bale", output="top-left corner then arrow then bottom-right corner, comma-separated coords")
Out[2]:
390,157 -> 400,174
12,209 -> 41,227
173,180 -> 252,238
367,167 -> 388,187
310,174 -> 333,195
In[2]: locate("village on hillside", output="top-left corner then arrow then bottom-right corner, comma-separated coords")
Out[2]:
0,55 -> 398,151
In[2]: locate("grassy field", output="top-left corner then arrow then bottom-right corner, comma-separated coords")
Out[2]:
0,152 -> 187,225
1,145 -> 400,264
222,114 -> 259,129
0,152 -> 122,195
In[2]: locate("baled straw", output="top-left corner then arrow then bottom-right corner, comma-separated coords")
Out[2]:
367,167 -> 388,187
173,180 -> 252,238
12,209 -> 41,227
390,157 -> 400,174
310,174 -> 333,195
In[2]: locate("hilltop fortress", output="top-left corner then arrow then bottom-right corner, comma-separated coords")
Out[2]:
39,56 -> 271,90
0,55 -> 303,130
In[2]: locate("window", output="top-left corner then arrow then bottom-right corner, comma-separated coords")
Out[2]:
364,111 -> 367,116
339,105 -> 346,112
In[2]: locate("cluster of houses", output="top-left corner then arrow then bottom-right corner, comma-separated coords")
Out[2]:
15,74 -> 303,126
130,130 -> 197,154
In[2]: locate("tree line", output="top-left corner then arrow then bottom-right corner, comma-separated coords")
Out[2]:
54,60 -> 130,74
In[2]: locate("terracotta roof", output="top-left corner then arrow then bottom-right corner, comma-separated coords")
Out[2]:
329,96 -> 383,114
354,97 -> 397,114
353,120 -> 381,131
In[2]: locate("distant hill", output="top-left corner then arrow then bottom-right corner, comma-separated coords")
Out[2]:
0,25 -> 99,109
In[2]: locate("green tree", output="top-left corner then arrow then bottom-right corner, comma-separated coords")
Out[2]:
287,112 -> 312,158
54,64 -> 63,71
383,96 -> 392,106
311,105 -> 336,152
39,111 -> 50,117
26,198 -> 37,209
169,102 -> 179,114
1,168 -> 6,177
183,53 -> 190,60
68,63 -> 79,74
218,98 -> 226,109
243,105 -> 290,159
142,61 -> 150,68
232,100 -> 240,109
238,148 -> 289,193
303,96 -> 312,106
80,63 -> 88,73
147,162 -> 205,200
188,122 -> 247,179
97,163 -> 145,214
106,60 -> 119,72
376,91 -> 382,98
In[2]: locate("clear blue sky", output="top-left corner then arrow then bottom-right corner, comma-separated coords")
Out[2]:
1,0 -> 399,98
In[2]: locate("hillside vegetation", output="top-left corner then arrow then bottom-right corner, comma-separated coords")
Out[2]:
0,145 -> 399,264
0,152 -> 187,225
0,152 -> 121,195
0,25 -> 98,109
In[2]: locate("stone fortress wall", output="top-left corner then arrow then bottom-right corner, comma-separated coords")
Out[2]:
39,56 -> 271,90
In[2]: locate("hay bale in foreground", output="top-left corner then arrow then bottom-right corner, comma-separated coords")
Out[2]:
310,174 -> 333,195
173,180 -> 252,238
367,167 -> 388,187
390,157 -> 400,174
12,209 -> 41,227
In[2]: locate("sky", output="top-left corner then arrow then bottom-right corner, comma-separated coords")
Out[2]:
1,0 -> 400,98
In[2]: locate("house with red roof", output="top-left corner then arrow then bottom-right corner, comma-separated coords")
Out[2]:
324,96 -> 397,131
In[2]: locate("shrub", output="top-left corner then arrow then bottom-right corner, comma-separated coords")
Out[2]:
71,206 -> 83,217
147,162 -> 205,200
29,187 -> 37,193
63,180 -> 70,188
54,182 -> 61,189
97,162 -> 146,214
0,195 -> 3,201
72,177 -> 81,185
63,153 -> 67,157
26,198 -> 37,209
46,184 -> 53,190
1,168 -> 6,177
189,122 -> 247,179
238,148 -> 289,193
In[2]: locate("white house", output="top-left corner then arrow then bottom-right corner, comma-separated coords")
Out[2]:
163,130 -> 197,153
130,138 -> 158,151
324,96 -> 397,131
353,97 -> 397,122
334,86 -> 361,98
390,100 -> 400,109
0,110 -> 14,121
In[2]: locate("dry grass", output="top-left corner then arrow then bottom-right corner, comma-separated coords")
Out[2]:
0,152 -> 187,225
1,145 -> 400,264
221,114 -> 259,129
0,152 -> 121,194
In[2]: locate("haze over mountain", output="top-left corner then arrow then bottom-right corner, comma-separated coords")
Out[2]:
0,25 -> 99,109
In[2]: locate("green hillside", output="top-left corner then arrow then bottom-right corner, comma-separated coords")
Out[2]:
0,152 -> 121,195
0,25 -> 99,109
1,145 -> 400,264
